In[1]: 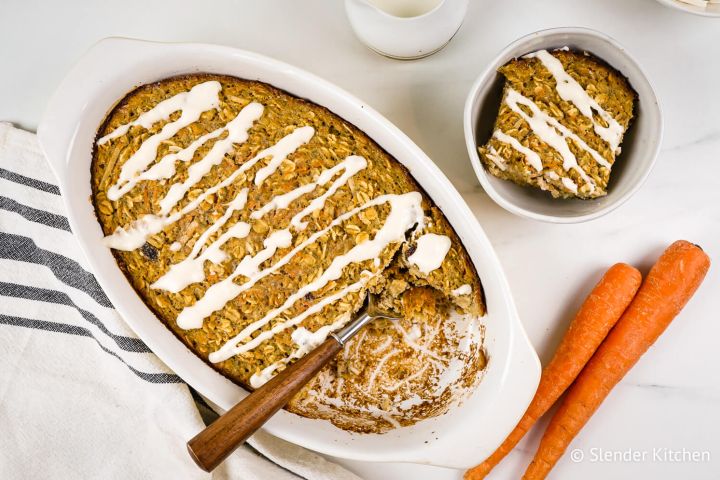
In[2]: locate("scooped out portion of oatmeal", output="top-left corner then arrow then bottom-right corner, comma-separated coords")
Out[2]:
91,74 -> 486,432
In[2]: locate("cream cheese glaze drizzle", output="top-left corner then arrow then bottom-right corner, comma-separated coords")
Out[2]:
249,155 -> 367,222
132,127 -> 227,187
493,130 -> 543,171
488,49 -> 626,194
289,155 -> 367,230
158,102 -> 264,215
98,81 -> 222,146
451,284 -> 472,296
524,49 -> 625,153
97,81 -> 474,402
101,125 -> 314,250
102,81 -> 223,200
153,155 -> 368,293
207,192 -> 423,361
561,176 -> 579,193
176,192 -> 424,330
407,233 -> 451,274
502,88 -> 610,192
150,188 -> 250,292
210,273 -> 373,363
249,313 -> 351,388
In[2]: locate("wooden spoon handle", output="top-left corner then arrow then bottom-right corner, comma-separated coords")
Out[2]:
187,336 -> 343,472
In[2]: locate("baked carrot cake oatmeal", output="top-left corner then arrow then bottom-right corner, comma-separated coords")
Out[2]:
478,49 -> 636,199
91,74 -> 486,433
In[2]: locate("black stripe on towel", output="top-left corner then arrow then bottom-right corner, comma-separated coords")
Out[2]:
0,196 -> 71,231
0,167 -> 61,195
0,282 -> 150,353
0,313 -> 182,384
190,388 -> 220,427
0,232 -> 112,308
243,442 -> 307,480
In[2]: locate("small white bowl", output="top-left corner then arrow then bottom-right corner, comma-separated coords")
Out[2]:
344,0 -> 469,59
655,0 -> 720,17
463,27 -> 663,224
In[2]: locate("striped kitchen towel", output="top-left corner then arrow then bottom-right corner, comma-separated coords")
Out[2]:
0,122 -> 361,480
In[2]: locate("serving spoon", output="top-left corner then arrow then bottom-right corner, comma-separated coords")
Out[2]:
187,293 -> 402,472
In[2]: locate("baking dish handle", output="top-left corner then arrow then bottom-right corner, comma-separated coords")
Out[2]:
37,37 -> 152,182
404,307 -> 541,469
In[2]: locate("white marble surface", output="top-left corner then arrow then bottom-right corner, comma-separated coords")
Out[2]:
2,0 -> 719,478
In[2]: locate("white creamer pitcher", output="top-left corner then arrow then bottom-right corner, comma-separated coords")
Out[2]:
344,0 -> 469,59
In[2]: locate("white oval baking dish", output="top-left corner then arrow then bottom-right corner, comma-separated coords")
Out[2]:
37,37 -> 539,468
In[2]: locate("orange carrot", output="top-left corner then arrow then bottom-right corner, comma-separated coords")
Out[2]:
523,240 -> 711,480
465,263 -> 641,480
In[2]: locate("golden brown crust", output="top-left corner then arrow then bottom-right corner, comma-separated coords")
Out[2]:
91,73 -> 485,432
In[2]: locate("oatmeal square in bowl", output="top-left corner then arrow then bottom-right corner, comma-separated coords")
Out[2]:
478,49 -> 636,200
